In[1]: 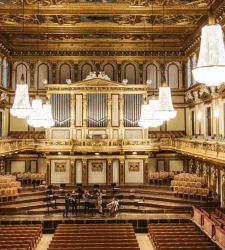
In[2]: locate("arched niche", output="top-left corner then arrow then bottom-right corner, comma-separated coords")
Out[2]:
80,63 -> 93,81
166,62 -> 181,89
2,58 -> 7,88
37,63 -> 50,89
59,63 -> 72,84
192,53 -> 197,85
187,58 -> 192,88
16,63 -> 28,85
102,63 -> 115,81
123,63 -> 137,84
143,62 -> 160,88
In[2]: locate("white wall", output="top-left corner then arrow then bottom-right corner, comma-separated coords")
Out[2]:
76,160 -> 82,184
169,160 -> 184,172
125,159 -> 143,184
112,159 -> 119,183
11,161 -> 25,173
51,160 -> 70,184
88,160 -> 106,184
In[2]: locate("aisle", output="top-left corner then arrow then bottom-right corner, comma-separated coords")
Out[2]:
35,233 -> 154,250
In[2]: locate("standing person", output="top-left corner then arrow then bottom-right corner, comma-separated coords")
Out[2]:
97,189 -> 103,214
83,190 -> 91,214
70,191 -> 77,216
63,193 -> 70,218
107,198 -> 119,216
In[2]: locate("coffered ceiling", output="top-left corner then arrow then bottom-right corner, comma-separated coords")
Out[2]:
0,0 -> 224,54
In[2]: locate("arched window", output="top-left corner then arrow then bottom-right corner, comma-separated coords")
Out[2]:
192,54 -> 197,85
167,63 -> 179,89
187,59 -> 192,87
124,63 -> 136,84
103,63 -> 115,81
146,63 -> 157,88
2,59 -> 7,88
59,63 -> 71,84
16,63 -> 28,85
37,63 -> 49,89
81,63 -> 93,80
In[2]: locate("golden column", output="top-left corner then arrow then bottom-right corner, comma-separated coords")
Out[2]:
70,94 -> 75,128
46,159 -> 51,185
82,94 -> 87,139
70,159 -> 75,185
119,159 -> 125,184
82,159 -> 88,185
144,158 -> 149,184
107,159 -> 113,184
119,93 -> 124,139
107,93 -> 112,138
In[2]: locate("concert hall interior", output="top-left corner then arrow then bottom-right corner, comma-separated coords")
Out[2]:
0,0 -> 225,249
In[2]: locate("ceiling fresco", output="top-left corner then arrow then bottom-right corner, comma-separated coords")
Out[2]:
0,0 -> 224,53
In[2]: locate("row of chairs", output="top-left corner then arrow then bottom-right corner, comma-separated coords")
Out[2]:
149,171 -> 174,184
0,224 -> 42,250
17,173 -> 46,184
171,180 -> 202,188
47,224 -> 140,250
148,223 -> 216,250
9,131 -> 45,139
0,187 -> 19,202
173,186 -> 209,200
174,173 -> 206,185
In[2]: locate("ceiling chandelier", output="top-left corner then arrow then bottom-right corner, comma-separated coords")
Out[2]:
10,74 -> 32,119
192,8 -> 225,86
42,103 -> 55,128
27,98 -> 45,128
158,79 -> 177,121
138,98 -> 164,128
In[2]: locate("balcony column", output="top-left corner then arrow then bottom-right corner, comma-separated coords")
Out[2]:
70,94 -> 75,128
70,159 -> 75,185
46,159 -> 51,185
222,172 -> 225,207
211,165 -> 217,199
144,158 -> 149,184
119,159 -> 125,184
203,162 -> 208,185
119,94 -> 124,139
107,159 -> 113,184
82,94 -> 87,139
82,159 -> 88,185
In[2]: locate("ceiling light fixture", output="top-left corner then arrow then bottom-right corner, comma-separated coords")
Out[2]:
192,7 -> 225,86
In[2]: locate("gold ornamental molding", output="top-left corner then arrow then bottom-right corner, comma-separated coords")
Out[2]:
46,78 -> 148,94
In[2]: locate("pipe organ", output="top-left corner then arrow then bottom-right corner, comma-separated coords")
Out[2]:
87,94 -> 107,127
47,78 -> 147,140
52,94 -> 71,127
123,94 -> 143,127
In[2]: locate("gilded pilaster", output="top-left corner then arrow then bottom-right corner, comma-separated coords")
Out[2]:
119,159 -> 125,184
144,159 -> 149,184
83,93 -> 87,128
70,160 -> 75,185
222,172 -> 225,207
46,159 -> 51,185
119,93 -> 124,138
30,62 -> 35,88
107,159 -> 113,184
70,94 -> 75,128
82,159 -> 88,185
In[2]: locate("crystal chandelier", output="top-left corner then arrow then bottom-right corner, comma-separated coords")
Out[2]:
192,9 -> 225,86
10,74 -> 32,119
27,98 -> 45,128
42,103 -> 55,128
158,78 -> 177,121
138,99 -> 164,128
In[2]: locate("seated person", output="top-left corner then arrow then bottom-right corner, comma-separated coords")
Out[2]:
107,198 -> 119,216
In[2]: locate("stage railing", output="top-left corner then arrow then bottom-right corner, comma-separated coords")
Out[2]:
192,206 -> 225,249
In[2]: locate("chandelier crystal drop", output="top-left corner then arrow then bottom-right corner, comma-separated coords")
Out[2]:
192,12 -> 225,86
138,100 -> 164,128
158,82 -> 177,121
42,103 -> 55,128
27,99 -> 46,128
10,74 -> 32,119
